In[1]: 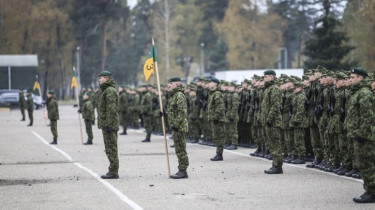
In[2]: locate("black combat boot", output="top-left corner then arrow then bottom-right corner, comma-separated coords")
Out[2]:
333,165 -> 344,173
101,173 -> 119,179
210,153 -> 223,161
352,172 -> 361,179
250,149 -> 261,157
323,162 -> 333,172
346,169 -> 357,177
337,168 -> 350,176
21,118 -> 25,121
306,158 -> 322,168
353,192 -> 375,203
141,139 -> 150,142
84,140 -> 93,145
50,138 -> 57,145
291,157 -> 306,164
316,159 -> 328,170
264,166 -> 283,174
27,123 -> 33,127
267,154 -> 274,160
170,170 -> 188,179
285,155 -> 297,163
119,130 -> 127,135
226,144 -> 237,150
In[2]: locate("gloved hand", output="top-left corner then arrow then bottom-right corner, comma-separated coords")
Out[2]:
213,119 -> 219,125
171,126 -> 178,132
266,122 -> 272,127
105,127 -> 112,133
159,110 -> 166,117
355,135 -> 366,143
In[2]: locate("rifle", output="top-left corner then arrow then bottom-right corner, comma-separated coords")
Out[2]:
289,104 -> 293,119
315,91 -> 324,119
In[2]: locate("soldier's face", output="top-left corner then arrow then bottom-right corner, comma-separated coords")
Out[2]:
99,76 -> 108,85
371,82 -> 375,91
336,79 -> 344,88
350,74 -> 363,85
83,95 -> 89,100
264,75 -> 274,82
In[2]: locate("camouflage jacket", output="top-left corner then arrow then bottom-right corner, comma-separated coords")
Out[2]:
19,92 -> 26,108
82,99 -> 95,122
261,80 -> 282,128
98,78 -> 119,131
188,95 -> 199,121
327,87 -> 345,134
26,94 -> 34,111
47,96 -> 59,120
167,85 -> 188,133
346,80 -> 375,141
226,92 -> 240,122
118,91 -> 128,112
289,90 -> 308,128
208,88 -> 225,122
141,91 -> 153,116
281,89 -> 293,129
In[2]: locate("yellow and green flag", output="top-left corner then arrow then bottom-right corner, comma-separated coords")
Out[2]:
71,71 -> 78,89
143,46 -> 156,81
33,75 -> 40,90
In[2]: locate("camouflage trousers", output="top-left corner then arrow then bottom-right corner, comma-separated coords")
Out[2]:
172,131 -> 189,170
28,109 -> 33,125
346,138 -> 356,170
211,121 -> 225,154
310,123 -> 323,159
284,128 -> 295,156
143,115 -> 152,140
257,126 -> 266,151
132,111 -> 140,128
225,122 -> 239,145
84,119 -> 93,141
102,130 -> 119,175
20,107 -> 25,120
265,127 -> 283,167
353,139 -> 375,194
50,120 -> 58,139
120,111 -> 127,133
188,119 -> 200,140
251,125 -> 260,150
293,128 -> 306,157
318,119 -> 329,160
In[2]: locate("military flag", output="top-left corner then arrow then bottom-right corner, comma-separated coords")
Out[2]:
71,70 -> 78,89
33,75 -> 40,90
143,45 -> 156,82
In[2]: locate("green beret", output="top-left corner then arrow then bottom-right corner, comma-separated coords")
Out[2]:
189,85 -> 197,91
325,71 -> 334,77
280,73 -> 288,78
335,72 -> 348,80
264,69 -> 276,75
288,77 -> 297,83
211,77 -> 220,84
291,76 -> 302,81
351,67 -> 368,77
305,70 -> 315,75
48,90 -> 55,94
302,75 -> 309,80
168,76 -> 181,82
98,70 -> 112,77
315,65 -> 327,73
294,82 -> 304,88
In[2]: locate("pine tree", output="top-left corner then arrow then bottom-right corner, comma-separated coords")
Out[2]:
303,0 -> 355,70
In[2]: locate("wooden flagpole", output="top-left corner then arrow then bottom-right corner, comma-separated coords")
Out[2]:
73,67 -> 84,144
152,38 -> 171,177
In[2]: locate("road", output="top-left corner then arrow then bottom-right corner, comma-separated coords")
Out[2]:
0,105 -> 373,210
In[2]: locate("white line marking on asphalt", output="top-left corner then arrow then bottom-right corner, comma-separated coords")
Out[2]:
31,131 -> 144,210
31,131 -> 73,162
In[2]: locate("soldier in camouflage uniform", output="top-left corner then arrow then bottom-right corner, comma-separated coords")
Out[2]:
19,89 -> 26,121
262,70 -> 283,174
26,91 -> 34,126
289,82 -> 308,164
47,90 -> 59,144
81,92 -> 95,145
346,68 -> 375,203
118,86 -> 128,135
281,77 -> 296,162
140,85 -> 153,142
187,84 -> 200,143
225,83 -> 240,150
208,78 -> 226,161
166,77 -> 189,179
97,71 -> 120,179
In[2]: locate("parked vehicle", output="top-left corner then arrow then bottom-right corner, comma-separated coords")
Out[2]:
0,91 -> 44,109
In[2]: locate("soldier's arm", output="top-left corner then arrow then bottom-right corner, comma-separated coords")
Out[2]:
356,92 -> 375,140
267,88 -> 282,124
104,90 -> 119,128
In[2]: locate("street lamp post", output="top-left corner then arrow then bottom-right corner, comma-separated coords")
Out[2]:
76,46 -> 81,91
278,47 -> 288,69
200,43 -> 205,74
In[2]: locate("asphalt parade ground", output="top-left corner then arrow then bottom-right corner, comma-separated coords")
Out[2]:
0,105 -> 373,210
